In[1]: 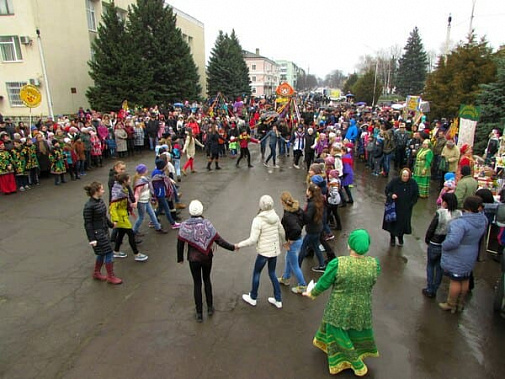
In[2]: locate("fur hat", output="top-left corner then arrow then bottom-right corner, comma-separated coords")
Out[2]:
189,200 -> 204,216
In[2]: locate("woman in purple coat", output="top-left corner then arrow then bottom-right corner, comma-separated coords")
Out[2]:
341,148 -> 354,204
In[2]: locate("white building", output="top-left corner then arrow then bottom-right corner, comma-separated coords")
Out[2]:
0,0 -> 205,118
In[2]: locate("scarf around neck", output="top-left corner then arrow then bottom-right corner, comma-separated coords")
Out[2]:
178,217 -> 217,254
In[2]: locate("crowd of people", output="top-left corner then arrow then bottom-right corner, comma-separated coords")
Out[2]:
3,98 -> 505,377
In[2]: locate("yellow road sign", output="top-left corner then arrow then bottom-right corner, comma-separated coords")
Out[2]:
19,84 -> 42,108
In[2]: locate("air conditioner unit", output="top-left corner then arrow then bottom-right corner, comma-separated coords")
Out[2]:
20,36 -> 32,45
29,78 -> 40,86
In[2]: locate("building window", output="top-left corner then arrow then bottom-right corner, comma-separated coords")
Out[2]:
0,36 -> 22,62
187,36 -> 193,47
251,64 -> 256,71
6,82 -> 28,107
0,0 -> 14,15
252,76 -> 256,82
252,87 -> 256,94
86,0 -> 97,32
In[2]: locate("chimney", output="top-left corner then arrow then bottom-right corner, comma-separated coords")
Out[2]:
255,48 -> 260,56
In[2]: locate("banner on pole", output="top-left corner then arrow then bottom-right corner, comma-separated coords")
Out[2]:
459,104 -> 480,121
457,118 -> 477,148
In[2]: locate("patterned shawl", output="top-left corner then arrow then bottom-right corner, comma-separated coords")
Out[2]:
178,217 -> 217,254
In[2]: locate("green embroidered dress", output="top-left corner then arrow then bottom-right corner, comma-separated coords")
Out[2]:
310,256 -> 380,376
413,147 -> 433,198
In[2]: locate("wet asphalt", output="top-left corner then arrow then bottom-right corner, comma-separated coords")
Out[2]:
1,146 -> 504,379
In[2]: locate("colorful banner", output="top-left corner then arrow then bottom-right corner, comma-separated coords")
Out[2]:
457,118 -> 477,148
459,104 -> 480,121
406,96 -> 421,111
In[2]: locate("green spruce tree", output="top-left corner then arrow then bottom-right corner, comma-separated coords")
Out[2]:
396,27 -> 428,97
353,70 -> 383,106
474,51 -> 505,154
424,35 -> 496,120
87,2 -> 133,111
207,30 -> 250,99
343,73 -> 359,95
127,0 -> 200,105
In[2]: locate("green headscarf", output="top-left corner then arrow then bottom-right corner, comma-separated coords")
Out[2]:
348,229 -> 371,255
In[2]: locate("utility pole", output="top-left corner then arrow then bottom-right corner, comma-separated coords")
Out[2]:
36,28 -> 54,120
468,0 -> 476,38
444,14 -> 452,64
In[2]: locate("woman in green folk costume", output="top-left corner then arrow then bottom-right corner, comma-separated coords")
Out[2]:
303,229 -> 380,377
413,139 -> 434,198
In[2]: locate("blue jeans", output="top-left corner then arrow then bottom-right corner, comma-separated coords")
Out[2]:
278,138 -> 286,155
282,238 -> 306,286
149,136 -> 158,151
299,233 -> 325,267
250,254 -> 281,302
96,252 -> 113,264
155,197 -> 175,225
173,159 -> 181,177
383,152 -> 392,174
133,202 -> 161,233
426,243 -> 443,294
265,144 -> 277,165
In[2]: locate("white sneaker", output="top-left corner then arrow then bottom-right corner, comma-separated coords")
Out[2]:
268,297 -> 282,309
293,164 -> 300,169
113,251 -> 128,258
134,253 -> 148,262
242,293 -> 257,306
274,165 -> 280,168
263,162 -> 269,167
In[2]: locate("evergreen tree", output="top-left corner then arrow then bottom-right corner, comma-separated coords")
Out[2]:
474,52 -> 505,154
343,73 -> 359,94
87,2 -> 134,111
424,35 -> 496,120
396,27 -> 428,97
207,30 -> 251,99
127,0 -> 200,105
353,70 -> 383,106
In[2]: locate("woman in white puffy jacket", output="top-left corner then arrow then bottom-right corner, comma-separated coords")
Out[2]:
240,195 -> 286,309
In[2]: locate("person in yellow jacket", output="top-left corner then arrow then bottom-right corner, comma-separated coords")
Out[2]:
109,172 -> 148,262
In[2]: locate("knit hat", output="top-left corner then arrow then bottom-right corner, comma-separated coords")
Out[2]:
189,200 -> 204,216
444,172 -> 455,181
136,164 -> 148,174
348,229 -> 371,255
63,137 -> 71,144
324,156 -> 335,166
329,169 -> 339,179
460,143 -> 470,154
309,164 -> 322,175
259,195 -> 274,211
311,175 -> 324,187
155,159 -> 166,170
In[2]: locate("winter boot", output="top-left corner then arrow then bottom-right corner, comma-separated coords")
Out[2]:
92,260 -> 107,281
207,161 -> 212,171
105,262 -> 122,285
456,294 -> 467,312
215,161 -> 221,170
439,295 -> 457,313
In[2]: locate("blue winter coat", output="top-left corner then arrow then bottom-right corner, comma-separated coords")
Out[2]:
345,119 -> 358,142
441,212 -> 488,276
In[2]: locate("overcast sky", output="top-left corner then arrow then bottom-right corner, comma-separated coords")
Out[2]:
167,0 -> 505,79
